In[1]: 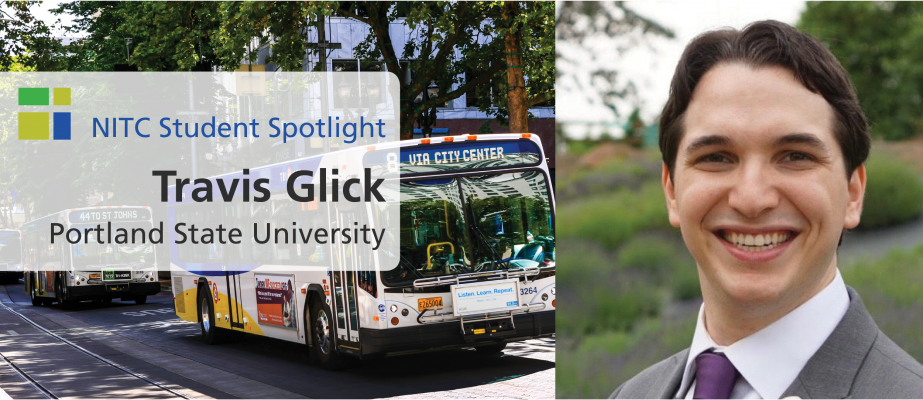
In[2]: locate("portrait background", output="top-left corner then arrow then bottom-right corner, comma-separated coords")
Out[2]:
556,1 -> 923,397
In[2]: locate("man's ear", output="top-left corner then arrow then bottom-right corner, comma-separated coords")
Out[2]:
844,164 -> 866,229
662,163 -> 681,228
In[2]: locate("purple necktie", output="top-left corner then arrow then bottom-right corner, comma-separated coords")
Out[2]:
693,351 -> 740,399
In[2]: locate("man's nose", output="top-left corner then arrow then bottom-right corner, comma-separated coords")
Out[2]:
727,161 -> 781,219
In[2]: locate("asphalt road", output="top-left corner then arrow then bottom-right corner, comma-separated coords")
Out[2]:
0,280 -> 555,399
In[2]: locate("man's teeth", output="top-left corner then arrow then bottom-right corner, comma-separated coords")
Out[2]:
723,232 -> 790,251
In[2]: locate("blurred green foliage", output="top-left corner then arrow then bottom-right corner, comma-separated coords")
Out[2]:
859,151 -> 923,229
799,2 -> 923,140
844,246 -> 923,361
558,182 -> 670,249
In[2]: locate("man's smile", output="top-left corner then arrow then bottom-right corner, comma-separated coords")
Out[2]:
713,227 -> 800,261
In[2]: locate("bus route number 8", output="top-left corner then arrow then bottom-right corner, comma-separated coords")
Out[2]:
387,152 -> 398,173
388,152 -> 400,172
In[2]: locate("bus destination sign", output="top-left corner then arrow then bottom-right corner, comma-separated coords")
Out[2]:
69,209 -> 152,224
364,140 -> 542,177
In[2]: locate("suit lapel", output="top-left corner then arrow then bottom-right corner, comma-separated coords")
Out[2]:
651,350 -> 688,398
781,287 -> 878,399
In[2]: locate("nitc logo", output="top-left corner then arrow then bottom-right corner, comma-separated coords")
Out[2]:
18,87 -> 71,140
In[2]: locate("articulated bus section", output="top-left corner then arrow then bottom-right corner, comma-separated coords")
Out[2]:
170,134 -> 555,369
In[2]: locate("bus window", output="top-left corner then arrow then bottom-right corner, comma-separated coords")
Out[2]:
460,170 -> 555,267
383,178 -> 471,286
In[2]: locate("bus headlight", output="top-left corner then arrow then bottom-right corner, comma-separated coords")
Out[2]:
389,304 -> 398,313
550,287 -> 555,295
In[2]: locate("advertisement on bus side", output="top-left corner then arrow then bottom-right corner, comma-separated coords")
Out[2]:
255,274 -> 298,330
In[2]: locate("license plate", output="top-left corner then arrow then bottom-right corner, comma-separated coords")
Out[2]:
107,284 -> 128,291
418,296 -> 443,312
103,270 -> 130,281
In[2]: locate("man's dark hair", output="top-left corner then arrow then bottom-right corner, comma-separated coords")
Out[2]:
660,20 -> 870,178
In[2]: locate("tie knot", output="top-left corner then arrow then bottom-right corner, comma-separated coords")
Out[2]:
693,351 -> 740,399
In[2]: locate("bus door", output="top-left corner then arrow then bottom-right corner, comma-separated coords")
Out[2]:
222,204 -> 245,330
331,206 -> 360,350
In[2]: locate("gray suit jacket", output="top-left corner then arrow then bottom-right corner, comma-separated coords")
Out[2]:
610,288 -> 923,399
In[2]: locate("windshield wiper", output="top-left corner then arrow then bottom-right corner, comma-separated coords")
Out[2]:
464,201 -> 507,271
398,254 -> 426,279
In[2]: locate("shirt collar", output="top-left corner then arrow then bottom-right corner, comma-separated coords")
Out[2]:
677,269 -> 849,399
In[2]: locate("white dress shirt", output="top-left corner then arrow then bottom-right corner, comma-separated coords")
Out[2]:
676,269 -> 850,399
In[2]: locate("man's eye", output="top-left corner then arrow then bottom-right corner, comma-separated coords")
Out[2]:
697,153 -> 731,163
782,152 -> 814,162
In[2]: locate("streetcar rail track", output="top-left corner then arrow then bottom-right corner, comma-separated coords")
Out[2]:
0,349 -> 56,399
0,289 -> 194,400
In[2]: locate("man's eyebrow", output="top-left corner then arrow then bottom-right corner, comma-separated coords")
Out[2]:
774,133 -> 829,151
684,135 -> 732,156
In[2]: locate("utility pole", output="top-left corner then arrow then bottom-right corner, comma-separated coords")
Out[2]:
308,15 -> 342,154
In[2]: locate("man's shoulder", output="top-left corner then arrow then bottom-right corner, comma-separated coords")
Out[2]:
609,348 -> 688,399
852,331 -> 923,398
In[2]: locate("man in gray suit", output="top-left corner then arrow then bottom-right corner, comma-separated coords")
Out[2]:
612,20 -> 923,399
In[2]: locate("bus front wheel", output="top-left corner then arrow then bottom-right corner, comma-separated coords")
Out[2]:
55,279 -> 73,309
311,302 -> 347,370
135,295 -> 147,305
29,281 -> 41,307
198,288 -> 225,345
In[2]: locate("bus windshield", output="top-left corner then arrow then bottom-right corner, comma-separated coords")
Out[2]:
71,222 -> 155,269
0,232 -> 22,264
384,170 -> 554,286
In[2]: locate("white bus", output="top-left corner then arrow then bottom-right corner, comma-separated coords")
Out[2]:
23,206 -> 161,307
0,229 -> 23,284
170,133 -> 555,369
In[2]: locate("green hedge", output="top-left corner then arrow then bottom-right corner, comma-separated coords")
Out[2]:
557,182 -> 671,250
844,246 -> 923,364
860,153 -> 923,229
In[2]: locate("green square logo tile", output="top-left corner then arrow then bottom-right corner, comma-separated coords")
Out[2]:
19,88 -> 49,106
53,88 -> 71,106
19,112 -> 50,140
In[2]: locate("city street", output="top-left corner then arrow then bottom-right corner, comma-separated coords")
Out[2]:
0,280 -> 554,399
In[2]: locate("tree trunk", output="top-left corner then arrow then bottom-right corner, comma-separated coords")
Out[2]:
503,1 -> 528,133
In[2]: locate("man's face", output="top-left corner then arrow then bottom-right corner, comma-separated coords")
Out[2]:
664,63 -> 866,311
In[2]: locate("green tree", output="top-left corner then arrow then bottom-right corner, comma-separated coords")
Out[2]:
798,2 -> 923,140
211,1 -> 554,139
556,1 -> 673,120
56,2 -> 554,140
0,0 -> 68,71
0,1 -> 555,212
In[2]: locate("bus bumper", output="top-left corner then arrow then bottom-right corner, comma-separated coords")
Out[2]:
359,311 -> 554,357
68,281 -> 161,300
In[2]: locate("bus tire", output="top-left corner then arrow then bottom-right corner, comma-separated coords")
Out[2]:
102,298 -> 112,304
474,342 -> 507,355
311,302 -> 347,370
135,295 -> 147,305
198,288 -> 225,345
29,280 -> 41,307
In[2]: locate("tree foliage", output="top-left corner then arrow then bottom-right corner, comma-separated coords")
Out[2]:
44,1 -> 555,139
0,1 -> 555,216
0,0 -> 68,71
556,1 -> 673,120
798,2 -> 923,140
